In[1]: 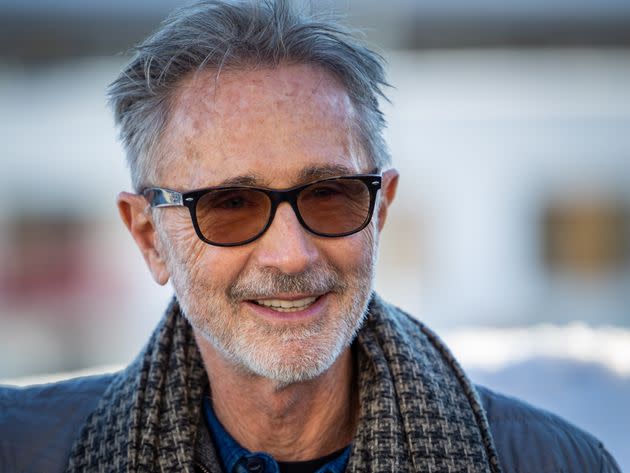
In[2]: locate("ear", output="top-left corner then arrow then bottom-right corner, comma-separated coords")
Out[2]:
377,169 -> 399,232
117,192 -> 170,285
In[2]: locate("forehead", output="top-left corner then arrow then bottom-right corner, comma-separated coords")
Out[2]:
159,63 -> 367,189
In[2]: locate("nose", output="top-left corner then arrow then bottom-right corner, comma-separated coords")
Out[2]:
251,202 -> 319,274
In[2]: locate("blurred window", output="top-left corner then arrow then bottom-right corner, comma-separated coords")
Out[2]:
0,216 -> 88,303
543,196 -> 630,276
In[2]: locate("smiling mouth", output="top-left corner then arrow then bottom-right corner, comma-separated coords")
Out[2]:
252,296 -> 319,312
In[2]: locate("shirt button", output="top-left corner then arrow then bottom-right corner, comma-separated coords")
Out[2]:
246,457 -> 265,472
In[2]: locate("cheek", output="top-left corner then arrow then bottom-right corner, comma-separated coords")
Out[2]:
163,220 -> 253,295
363,221 -> 378,249
158,212 -> 207,284
322,227 -> 376,274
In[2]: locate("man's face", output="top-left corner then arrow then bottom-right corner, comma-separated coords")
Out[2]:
150,64 -> 387,384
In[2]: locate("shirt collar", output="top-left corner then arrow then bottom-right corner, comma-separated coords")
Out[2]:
203,396 -> 252,473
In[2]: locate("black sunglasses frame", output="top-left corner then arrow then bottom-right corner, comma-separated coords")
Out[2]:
143,174 -> 382,247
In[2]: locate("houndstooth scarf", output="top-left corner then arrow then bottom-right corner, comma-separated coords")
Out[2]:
66,294 -> 502,473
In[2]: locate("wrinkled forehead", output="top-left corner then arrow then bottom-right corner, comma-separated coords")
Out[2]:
171,64 -> 355,126
156,64 -> 368,189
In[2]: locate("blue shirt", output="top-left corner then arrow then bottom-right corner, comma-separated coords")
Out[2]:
203,397 -> 351,473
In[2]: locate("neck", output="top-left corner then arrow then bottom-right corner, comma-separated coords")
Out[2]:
194,332 -> 358,462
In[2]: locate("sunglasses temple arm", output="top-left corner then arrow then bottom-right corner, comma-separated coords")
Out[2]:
144,188 -> 185,207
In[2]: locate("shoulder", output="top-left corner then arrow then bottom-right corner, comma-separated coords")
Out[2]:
0,373 -> 114,473
476,385 -> 622,473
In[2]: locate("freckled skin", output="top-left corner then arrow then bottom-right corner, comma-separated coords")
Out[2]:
118,63 -> 399,461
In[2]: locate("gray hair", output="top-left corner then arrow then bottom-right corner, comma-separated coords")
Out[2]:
108,0 -> 391,191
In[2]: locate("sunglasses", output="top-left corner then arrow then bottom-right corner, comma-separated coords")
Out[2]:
143,174 -> 382,247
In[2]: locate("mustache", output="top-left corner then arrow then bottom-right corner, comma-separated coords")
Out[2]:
228,265 -> 347,301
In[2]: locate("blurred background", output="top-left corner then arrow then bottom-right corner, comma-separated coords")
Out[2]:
1,0 -> 629,469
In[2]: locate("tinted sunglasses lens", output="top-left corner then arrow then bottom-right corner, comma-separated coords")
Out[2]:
298,179 -> 371,235
195,188 -> 271,244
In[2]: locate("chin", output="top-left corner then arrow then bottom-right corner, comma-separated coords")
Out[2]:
224,329 -> 347,385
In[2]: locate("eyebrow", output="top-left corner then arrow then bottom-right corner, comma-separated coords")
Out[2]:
297,164 -> 357,183
217,174 -> 263,187
214,163 -> 377,189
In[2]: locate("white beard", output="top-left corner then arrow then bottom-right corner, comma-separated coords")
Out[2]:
167,234 -> 377,385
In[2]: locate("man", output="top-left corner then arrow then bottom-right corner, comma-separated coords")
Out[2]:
0,1 -> 622,472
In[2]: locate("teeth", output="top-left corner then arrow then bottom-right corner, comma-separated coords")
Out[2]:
254,296 -> 318,312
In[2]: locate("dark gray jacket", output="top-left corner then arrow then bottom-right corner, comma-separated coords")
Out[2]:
0,374 -> 622,473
